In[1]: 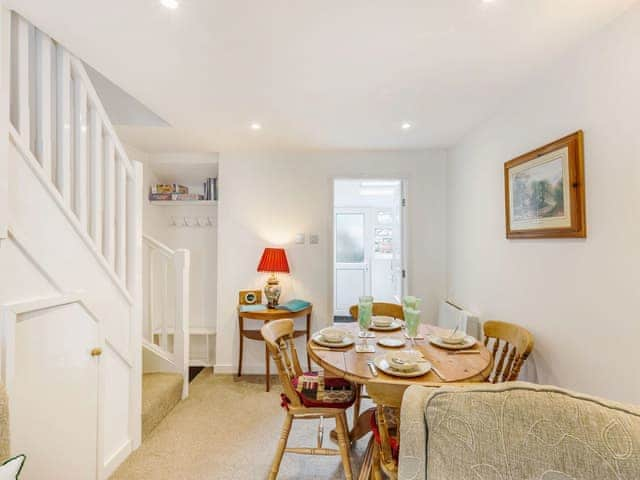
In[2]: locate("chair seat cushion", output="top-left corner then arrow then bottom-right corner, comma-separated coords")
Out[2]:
291,372 -> 355,409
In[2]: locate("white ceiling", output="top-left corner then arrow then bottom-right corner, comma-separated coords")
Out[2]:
8,0 -> 637,152
85,63 -> 170,127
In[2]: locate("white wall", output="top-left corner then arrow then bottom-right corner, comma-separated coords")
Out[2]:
447,4 -> 640,403
215,150 -> 447,373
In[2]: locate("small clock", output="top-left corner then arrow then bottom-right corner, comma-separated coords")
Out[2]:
239,289 -> 262,305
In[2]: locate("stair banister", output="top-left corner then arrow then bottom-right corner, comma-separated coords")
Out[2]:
8,12 -> 138,297
142,234 -> 191,399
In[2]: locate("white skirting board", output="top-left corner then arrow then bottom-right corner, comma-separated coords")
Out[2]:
102,439 -> 132,479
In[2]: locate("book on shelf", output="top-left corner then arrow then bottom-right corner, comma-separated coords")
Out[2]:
150,184 -> 188,194
149,193 -> 173,201
171,193 -> 204,201
203,177 -> 218,201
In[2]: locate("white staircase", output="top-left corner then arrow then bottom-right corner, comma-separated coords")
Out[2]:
0,9 -> 187,479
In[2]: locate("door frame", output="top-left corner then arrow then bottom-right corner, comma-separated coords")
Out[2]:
330,178 -> 409,320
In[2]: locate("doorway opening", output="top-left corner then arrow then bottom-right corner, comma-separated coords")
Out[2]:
332,179 -> 405,322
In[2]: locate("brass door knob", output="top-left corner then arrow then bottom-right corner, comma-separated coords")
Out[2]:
91,347 -> 103,357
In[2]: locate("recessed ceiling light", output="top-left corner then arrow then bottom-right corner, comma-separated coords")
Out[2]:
401,122 -> 412,130
160,0 -> 179,9
250,122 -> 262,130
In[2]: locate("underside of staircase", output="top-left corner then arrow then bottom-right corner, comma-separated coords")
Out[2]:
142,372 -> 183,440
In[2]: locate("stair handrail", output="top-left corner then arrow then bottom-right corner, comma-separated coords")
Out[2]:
143,234 -> 175,257
142,234 -> 190,398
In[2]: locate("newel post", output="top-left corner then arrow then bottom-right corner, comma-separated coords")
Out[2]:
173,248 -> 190,399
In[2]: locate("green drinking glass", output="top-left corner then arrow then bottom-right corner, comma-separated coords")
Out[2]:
402,296 -> 422,310
404,307 -> 421,347
358,298 -> 373,341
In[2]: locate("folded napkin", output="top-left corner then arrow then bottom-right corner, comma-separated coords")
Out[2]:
277,299 -> 311,312
239,304 -> 267,313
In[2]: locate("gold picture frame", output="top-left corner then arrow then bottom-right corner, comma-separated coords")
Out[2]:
505,131 -> 586,239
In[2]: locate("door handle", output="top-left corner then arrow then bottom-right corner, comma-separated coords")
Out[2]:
91,347 -> 103,357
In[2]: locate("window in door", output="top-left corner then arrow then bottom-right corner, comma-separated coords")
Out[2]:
336,213 -> 365,263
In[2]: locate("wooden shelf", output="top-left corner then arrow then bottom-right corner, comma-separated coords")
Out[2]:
149,200 -> 217,206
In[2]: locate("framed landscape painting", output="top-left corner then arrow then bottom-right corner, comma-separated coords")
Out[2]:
504,131 -> 586,239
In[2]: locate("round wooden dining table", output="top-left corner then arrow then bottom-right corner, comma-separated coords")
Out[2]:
308,321 -> 493,399
307,321 -> 494,479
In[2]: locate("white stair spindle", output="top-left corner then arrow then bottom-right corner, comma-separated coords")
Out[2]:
103,136 -> 116,266
56,46 -> 72,204
127,162 -> 142,292
16,16 -> 30,145
74,79 -> 88,228
35,30 -> 53,177
115,156 -> 127,279
160,260 -> 169,351
89,108 -> 103,250
148,249 -> 156,344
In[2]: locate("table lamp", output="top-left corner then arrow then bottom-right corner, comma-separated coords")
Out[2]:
257,247 -> 290,308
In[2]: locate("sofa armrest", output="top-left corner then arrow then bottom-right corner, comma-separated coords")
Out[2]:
398,385 -> 438,480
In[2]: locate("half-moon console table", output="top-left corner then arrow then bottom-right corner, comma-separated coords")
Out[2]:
237,304 -> 313,392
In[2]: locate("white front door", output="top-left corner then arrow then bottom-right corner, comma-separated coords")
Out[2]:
334,208 -> 372,316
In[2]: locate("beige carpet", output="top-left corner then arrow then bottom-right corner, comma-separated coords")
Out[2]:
111,369 -> 371,480
142,372 -> 183,440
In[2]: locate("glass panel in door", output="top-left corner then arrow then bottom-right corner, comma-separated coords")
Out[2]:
334,210 -> 370,316
336,213 -> 365,263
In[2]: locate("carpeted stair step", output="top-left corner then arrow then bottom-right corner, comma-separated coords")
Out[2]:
142,372 -> 183,440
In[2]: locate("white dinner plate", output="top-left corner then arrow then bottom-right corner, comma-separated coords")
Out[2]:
377,337 -> 406,348
373,355 -> 431,378
369,319 -> 403,331
428,334 -> 477,350
312,332 -> 355,348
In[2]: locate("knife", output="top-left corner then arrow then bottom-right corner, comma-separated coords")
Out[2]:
367,361 -> 378,377
430,364 -> 447,381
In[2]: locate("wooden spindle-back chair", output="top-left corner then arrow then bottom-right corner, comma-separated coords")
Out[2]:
348,302 -> 404,322
261,319 -> 354,480
483,320 -> 534,383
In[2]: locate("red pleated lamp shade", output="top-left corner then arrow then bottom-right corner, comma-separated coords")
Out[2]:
257,248 -> 290,274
